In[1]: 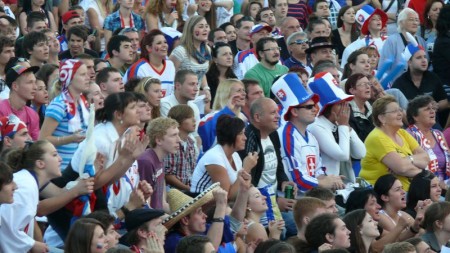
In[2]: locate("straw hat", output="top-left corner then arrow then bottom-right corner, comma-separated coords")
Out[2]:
163,182 -> 220,229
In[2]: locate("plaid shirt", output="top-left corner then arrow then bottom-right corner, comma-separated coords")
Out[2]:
103,10 -> 145,32
164,136 -> 197,186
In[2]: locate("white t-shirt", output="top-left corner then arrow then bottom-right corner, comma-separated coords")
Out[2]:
259,137 -> 278,194
79,0 -> 106,51
190,144 -> 242,193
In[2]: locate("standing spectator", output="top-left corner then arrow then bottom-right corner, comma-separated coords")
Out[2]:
244,37 -> 288,97
0,64 -> 40,140
124,30 -> 176,97
164,105 -> 198,191
40,59 -> 90,170
243,0 -> 262,19
271,0 -> 289,28
103,0 -> 145,47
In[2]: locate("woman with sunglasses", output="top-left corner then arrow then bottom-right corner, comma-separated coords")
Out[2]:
0,140 -> 61,253
124,29 -> 176,97
406,95 -> 450,187
360,96 -> 429,191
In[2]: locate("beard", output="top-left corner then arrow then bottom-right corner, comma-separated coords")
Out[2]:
265,58 -> 279,66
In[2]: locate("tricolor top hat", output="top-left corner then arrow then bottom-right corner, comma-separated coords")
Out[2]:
403,32 -> 424,60
271,73 -> 320,120
309,72 -> 353,115
356,5 -> 388,35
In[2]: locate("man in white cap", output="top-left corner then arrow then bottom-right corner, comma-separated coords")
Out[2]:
273,73 -> 345,196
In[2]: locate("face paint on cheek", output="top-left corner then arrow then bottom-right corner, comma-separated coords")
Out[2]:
201,2 -> 205,6
195,31 -> 200,36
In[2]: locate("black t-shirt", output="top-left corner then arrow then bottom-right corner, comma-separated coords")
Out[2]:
59,48 -> 100,60
392,69 -> 447,102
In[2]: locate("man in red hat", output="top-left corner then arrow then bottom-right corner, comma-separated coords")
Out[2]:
58,10 -> 83,52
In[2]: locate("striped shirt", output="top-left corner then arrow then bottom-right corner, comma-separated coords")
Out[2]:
287,2 -> 310,29
45,95 -> 88,170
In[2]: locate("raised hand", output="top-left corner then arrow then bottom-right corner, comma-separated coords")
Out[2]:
243,152 -> 258,172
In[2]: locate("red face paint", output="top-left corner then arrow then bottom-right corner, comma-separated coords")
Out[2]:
195,31 -> 200,36
201,2 -> 205,6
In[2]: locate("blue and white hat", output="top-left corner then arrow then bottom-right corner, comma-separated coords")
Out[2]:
271,73 -> 319,120
356,5 -> 388,35
309,72 -> 353,115
403,32 -> 424,60
251,23 -> 272,36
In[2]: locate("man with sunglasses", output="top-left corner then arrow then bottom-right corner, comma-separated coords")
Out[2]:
284,31 -> 309,69
273,73 -> 345,197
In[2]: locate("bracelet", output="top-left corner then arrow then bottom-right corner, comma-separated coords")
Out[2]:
409,226 -> 419,234
211,217 -> 225,223
201,86 -> 210,91
121,206 -> 130,216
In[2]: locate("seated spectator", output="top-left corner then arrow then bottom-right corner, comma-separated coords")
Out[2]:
404,237 -> 436,253
84,82 -> 105,111
345,74 -> 375,142
19,1 -> 56,35
406,170 -> 440,218
134,92 -> 152,135
0,15 -> 18,40
76,54 -> 96,82
96,67 -> 125,98
284,31 -> 309,69
31,76 -> 49,127
138,117 -> 181,211
245,186 -> 285,243
0,161 -> 16,204
309,72 -> 366,182
106,35 -> 134,77
127,77 -> 163,120
343,209 -> 380,253
35,63 -> 59,96
305,36 -> 335,75
58,10 -> 84,52
342,50 -> 371,82
0,115 -> 31,152
124,30 -> 176,95
176,235 -> 215,253
360,96 -> 429,190
227,17 -> 253,55
165,105 -> 198,191
305,187 -> 339,214
295,213 -> 351,252
383,242 -> 416,253
198,79 -> 247,151
164,184 -> 228,253
421,202 -> 450,252
374,174 -> 424,236
85,211 -> 121,251
0,64 -> 40,140
64,218 -> 109,253
0,140 -> 61,252
273,73 -> 344,195
59,26 -> 99,60
406,95 -> 450,180
121,209 -> 167,251
191,115 -> 257,198
0,36 -> 15,98
293,197 -> 327,241
40,59 -> 90,170
23,31 -> 49,68
240,79 -> 264,119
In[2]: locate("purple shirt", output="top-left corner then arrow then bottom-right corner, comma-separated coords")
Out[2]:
0,99 -> 40,140
137,149 -> 165,209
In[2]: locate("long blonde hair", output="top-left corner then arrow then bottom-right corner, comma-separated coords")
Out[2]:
179,16 -> 211,60
212,79 -> 243,111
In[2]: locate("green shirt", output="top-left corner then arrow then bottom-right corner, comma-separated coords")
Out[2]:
244,63 -> 289,97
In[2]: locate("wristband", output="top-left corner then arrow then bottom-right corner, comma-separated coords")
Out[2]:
121,206 -> 130,216
212,217 -> 225,223
409,226 -> 419,234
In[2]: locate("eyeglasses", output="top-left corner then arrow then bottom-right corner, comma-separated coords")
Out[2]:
262,47 -> 281,52
290,39 -> 309,45
295,104 -> 316,110
383,108 -> 403,114
356,82 -> 372,87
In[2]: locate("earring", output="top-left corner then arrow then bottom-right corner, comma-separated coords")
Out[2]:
120,120 -> 123,125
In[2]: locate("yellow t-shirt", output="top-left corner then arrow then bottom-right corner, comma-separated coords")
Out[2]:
360,128 -> 419,191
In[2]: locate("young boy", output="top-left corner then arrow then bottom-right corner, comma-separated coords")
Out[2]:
164,105 -> 198,191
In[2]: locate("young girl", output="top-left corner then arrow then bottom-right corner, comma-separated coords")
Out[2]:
0,140 -> 62,252
64,218 -> 109,253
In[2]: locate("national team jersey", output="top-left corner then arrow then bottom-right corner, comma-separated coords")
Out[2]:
124,58 -> 176,97
278,122 -> 324,193
234,48 -> 259,80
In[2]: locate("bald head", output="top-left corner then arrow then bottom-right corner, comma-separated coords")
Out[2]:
250,97 -> 280,133
280,17 -> 302,39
